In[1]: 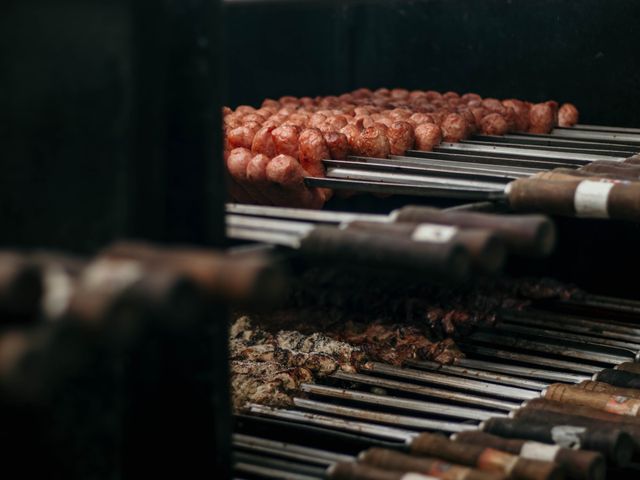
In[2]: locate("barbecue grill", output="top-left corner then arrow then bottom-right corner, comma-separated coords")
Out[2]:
4,1 -> 640,480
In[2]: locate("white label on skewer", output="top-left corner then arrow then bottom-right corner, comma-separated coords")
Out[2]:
401,474 -> 439,480
550,425 -> 586,449
573,180 -> 613,218
519,442 -> 561,461
411,224 -> 458,243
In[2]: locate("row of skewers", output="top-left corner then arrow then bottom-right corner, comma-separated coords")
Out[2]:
234,295 -> 640,480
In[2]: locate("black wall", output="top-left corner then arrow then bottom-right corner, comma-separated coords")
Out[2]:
225,0 -> 640,127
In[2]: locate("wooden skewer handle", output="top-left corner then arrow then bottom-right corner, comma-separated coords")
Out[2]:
452,431 -> 605,480
345,222 -> 505,273
392,206 -> 555,257
359,448 -> 506,480
594,368 -> 640,389
300,225 -> 470,280
410,432 -> 561,480
481,417 -> 633,466
577,380 -> 640,399
507,177 -> 640,222
616,362 -> 640,374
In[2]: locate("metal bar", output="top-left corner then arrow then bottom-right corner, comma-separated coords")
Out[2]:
551,128 -> 640,145
360,155 -> 544,176
293,398 -> 476,434
468,330 -> 633,364
323,159 -> 524,181
500,308 -> 640,337
558,296 -> 640,316
233,452 -> 326,479
233,461 -> 322,480
304,177 -> 507,201
226,203 -> 387,224
360,362 -> 537,401
226,214 -> 316,235
326,167 -> 509,190
226,226 -> 301,248
493,322 -> 640,352
473,133 -> 640,154
571,124 -> 640,135
332,371 -> 520,411
462,139 -> 632,157
248,403 -> 416,442
452,357 -> 591,383
435,142 -> 625,163
233,433 -> 355,465
301,383 -> 500,421
403,359 -> 549,390
402,150 -> 578,169
459,344 -> 602,374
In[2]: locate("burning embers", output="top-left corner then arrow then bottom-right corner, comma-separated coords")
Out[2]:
230,274 -> 579,411
230,316 -> 366,411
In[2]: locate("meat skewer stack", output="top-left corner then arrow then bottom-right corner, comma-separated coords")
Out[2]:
223,88 -> 579,209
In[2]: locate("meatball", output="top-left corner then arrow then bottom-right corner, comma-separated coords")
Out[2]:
558,103 -> 579,127
266,155 -> 325,209
323,131 -> 349,160
251,125 -> 277,157
354,126 -> 391,158
246,154 -> 275,205
227,147 -> 270,204
388,121 -> 416,156
272,124 -> 301,159
502,99 -> 530,132
227,123 -> 260,150
480,113 -> 509,136
414,123 -> 443,151
299,128 -> 331,178
441,113 -> 470,142
528,103 -> 555,134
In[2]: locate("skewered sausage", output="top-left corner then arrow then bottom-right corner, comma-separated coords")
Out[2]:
266,154 -> 325,209
388,121 -> 416,156
354,125 -> 391,158
528,103 -> 555,134
299,128 -> 330,178
441,113 -> 470,142
414,123 -> 442,151
272,124 -> 301,159
559,103 -> 579,127
480,113 -> 509,136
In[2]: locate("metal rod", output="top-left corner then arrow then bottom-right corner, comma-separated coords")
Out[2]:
324,159 -> 524,181
304,177 -> 507,201
227,214 -> 316,235
499,309 -> 640,340
452,357 -> 591,383
473,133 -> 640,154
360,362 -> 537,401
551,128 -> 640,145
459,344 -> 602,374
462,139 -> 632,157
293,398 -> 476,434
558,296 -> 640,316
492,322 -> 640,352
332,370 -> 520,411
402,150 -> 578,169
435,142 -> 625,163
301,383 -> 500,421
248,403 -> 416,442
373,155 -> 545,176
571,124 -> 640,135
226,226 -> 301,248
233,461 -> 322,480
468,330 -> 634,364
233,451 -> 326,479
226,203 -> 387,224
326,166 -> 508,190
233,433 -> 355,465
403,359 -> 549,390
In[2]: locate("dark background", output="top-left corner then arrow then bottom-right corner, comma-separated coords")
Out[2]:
225,0 -> 640,128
